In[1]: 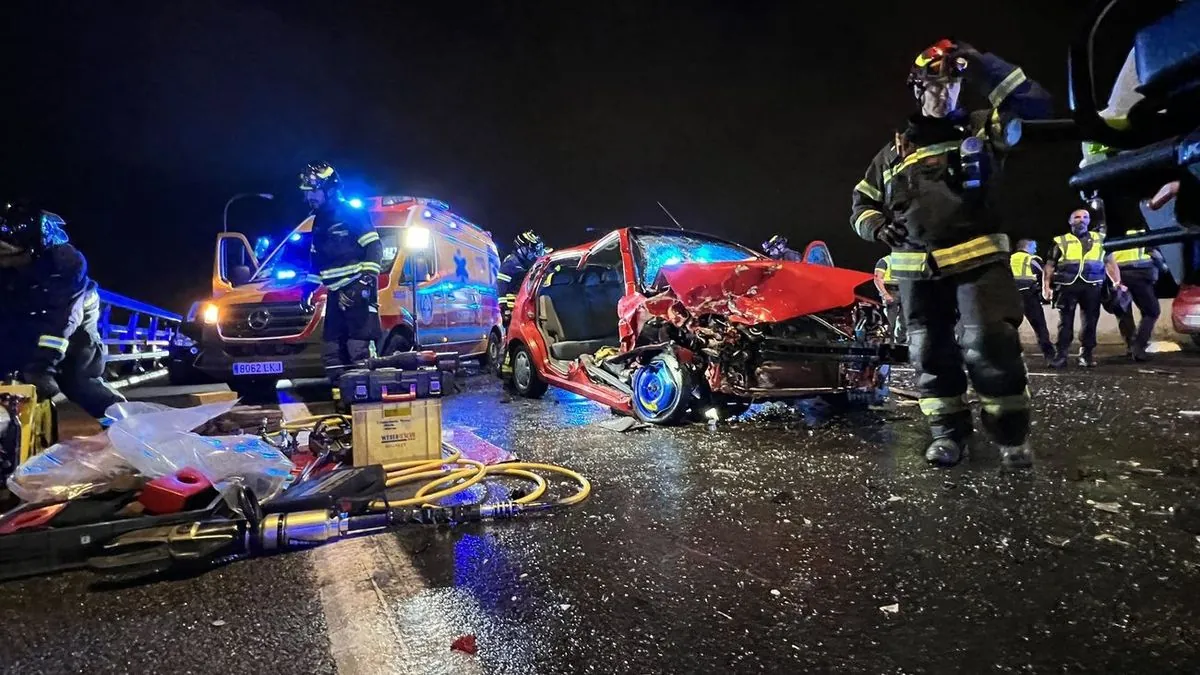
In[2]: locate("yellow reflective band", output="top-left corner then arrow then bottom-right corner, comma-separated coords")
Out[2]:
889,251 -> 929,273
38,335 -> 69,353
979,388 -> 1031,416
854,209 -> 884,232
855,180 -> 883,202
915,53 -> 933,67
316,166 -> 335,179
305,274 -> 323,284
327,276 -> 358,291
320,263 -> 362,279
919,395 -> 968,417
496,273 -> 512,282
360,262 -> 382,273
988,68 -> 1027,107
358,232 -> 380,247
931,234 -> 1010,268
883,141 -> 959,184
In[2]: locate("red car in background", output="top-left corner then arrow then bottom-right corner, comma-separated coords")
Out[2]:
1171,271 -> 1200,347
500,227 -> 907,424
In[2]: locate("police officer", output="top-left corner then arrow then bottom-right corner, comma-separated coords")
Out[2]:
297,162 -> 384,380
1042,209 -> 1120,368
873,254 -> 905,342
497,230 -> 546,327
1010,239 -> 1054,360
0,203 -> 125,419
850,39 -> 1051,469
1111,227 -> 1169,361
762,235 -> 804,262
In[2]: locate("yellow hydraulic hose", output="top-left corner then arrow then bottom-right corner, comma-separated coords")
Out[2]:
280,417 -> 590,512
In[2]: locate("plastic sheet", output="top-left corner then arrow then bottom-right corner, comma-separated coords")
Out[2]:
8,399 -> 295,505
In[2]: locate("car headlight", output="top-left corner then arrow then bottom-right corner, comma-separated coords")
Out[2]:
202,303 -> 219,325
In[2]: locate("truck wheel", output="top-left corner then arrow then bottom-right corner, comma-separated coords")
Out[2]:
631,352 -> 692,425
511,344 -> 547,398
382,330 -> 413,355
484,329 -> 504,377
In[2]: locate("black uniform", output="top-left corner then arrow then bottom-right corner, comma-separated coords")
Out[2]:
1009,250 -> 1054,358
496,253 -> 532,327
0,243 -> 125,418
1111,228 -> 1165,355
303,202 -> 384,376
850,51 -> 1050,447
1045,232 -> 1106,360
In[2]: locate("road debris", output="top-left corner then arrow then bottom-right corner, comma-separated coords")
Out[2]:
596,417 -> 649,433
770,589 -> 781,597
771,490 -> 795,504
1094,533 -> 1132,547
1130,467 -> 1164,477
886,495 -> 905,503
1180,410 -> 1200,417
880,603 -> 900,614
450,635 -> 478,656
1044,535 -> 1072,548
1087,500 -> 1122,514
210,619 -> 227,627
715,610 -> 734,621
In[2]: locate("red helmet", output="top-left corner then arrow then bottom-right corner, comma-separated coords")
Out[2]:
908,39 -> 967,87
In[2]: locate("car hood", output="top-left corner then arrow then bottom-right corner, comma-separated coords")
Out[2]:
656,260 -> 873,324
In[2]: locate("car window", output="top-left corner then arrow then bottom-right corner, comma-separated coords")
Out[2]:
253,231 -> 311,281
631,231 -> 758,288
586,236 -> 625,282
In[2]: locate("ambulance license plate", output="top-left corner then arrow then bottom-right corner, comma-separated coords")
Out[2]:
232,361 -> 284,376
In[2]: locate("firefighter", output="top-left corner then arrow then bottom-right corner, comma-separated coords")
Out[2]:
873,254 -> 905,342
849,39 -> 1051,469
297,162 -> 383,380
1112,227 -> 1169,361
0,203 -> 125,419
497,230 -> 546,327
762,234 -> 803,262
1042,209 -> 1121,368
1010,239 -> 1054,360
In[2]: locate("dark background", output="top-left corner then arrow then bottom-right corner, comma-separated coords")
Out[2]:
2,1 -> 1128,311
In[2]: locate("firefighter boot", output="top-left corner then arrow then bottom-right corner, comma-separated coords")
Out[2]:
999,442 -> 1034,470
1077,349 -> 1097,368
925,436 -> 968,467
1049,351 -> 1069,369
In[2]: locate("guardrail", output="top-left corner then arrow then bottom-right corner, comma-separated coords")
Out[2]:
97,289 -> 183,390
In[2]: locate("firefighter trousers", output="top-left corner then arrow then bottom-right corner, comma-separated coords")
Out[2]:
322,285 -> 382,380
61,291 -> 125,419
1116,271 -> 1160,351
899,260 -> 1030,446
1054,281 -> 1102,355
1018,288 -> 1054,357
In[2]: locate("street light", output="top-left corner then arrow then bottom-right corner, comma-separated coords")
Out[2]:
222,192 -> 274,234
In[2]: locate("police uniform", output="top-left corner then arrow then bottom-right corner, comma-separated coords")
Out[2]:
303,202 -> 384,376
1046,231 -> 1106,363
1111,228 -> 1163,357
850,48 -> 1050,453
874,255 -> 905,342
1009,249 -> 1054,358
0,241 -> 125,419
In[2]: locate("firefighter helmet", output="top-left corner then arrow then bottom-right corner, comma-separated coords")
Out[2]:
298,161 -> 341,194
763,234 -> 788,256
514,230 -> 546,261
908,39 -> 967,88
0,202 -> 67,255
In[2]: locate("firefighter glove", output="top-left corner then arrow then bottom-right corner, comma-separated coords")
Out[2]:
338,274 -> 374,310
873,219 -> 910,248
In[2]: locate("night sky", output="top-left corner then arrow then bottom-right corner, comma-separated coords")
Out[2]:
4,1 -> 1111,311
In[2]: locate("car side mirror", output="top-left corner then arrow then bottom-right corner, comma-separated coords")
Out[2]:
230,265 -> 253,286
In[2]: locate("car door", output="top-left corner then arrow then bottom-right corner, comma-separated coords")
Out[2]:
396,242 -> 446,348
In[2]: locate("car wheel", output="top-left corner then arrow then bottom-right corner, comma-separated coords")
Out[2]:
511,343 -> 547,398
631,352 -> 693,425
383,329 -> 413,355
485,329 -> 504,377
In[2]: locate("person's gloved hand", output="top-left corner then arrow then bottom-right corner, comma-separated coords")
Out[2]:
337,274 -> 374,310
872,219 -> 910,248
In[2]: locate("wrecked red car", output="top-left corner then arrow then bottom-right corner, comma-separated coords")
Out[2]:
501,227 -> 907,424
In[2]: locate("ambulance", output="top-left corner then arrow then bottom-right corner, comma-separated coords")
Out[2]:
185,196 -> 502,385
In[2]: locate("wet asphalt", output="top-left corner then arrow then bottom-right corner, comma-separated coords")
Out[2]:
4,352 -> 1200,674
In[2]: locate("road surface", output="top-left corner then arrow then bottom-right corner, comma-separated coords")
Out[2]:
4,352 -> 1200,674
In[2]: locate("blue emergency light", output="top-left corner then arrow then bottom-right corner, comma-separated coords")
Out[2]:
347,198 -> 364,209
275,269 -> 297,281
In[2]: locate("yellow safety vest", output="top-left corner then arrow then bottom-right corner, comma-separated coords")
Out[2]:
1009,251 -> 1037,282
1052,232 -> 1106,284
1109,228 -> 1153,268
875,256 -> 895,285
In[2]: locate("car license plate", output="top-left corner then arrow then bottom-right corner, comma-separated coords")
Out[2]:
232,361 -> 284,376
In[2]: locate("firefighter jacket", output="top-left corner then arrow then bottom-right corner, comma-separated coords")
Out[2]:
850,51 -> 1052,281
0,244 -> 93,378
497,254 -> 532,308
303,203 -> 383,292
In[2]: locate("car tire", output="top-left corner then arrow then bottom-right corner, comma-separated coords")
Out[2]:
484,329 -> 504,377
511,343 -> 547,398
631,352 -> 693,425
382,329 -> 413,356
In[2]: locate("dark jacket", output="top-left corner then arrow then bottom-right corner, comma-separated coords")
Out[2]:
497,254 -> 531,303
303,203 -> 383,291
850,51 -> 1051,279
0,244 -> 92,378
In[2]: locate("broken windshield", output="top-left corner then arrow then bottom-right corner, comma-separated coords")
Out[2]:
631,230 -> 760,288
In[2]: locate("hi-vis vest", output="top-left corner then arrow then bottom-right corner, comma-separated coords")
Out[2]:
1109,228 -> 1154,268
1009,251 -> 1039,286
875,256 -> 896,286
1053,232 -> 1106,284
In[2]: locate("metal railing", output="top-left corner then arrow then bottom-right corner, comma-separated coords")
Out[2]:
97,289 -> 182,389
